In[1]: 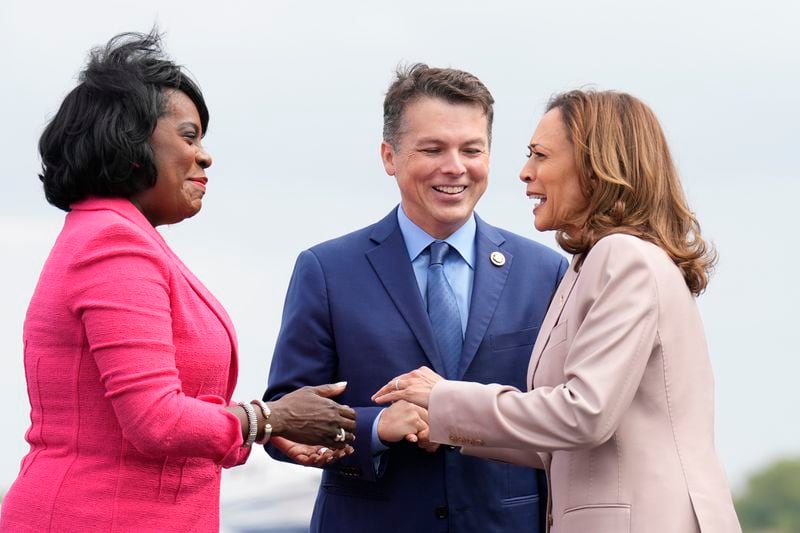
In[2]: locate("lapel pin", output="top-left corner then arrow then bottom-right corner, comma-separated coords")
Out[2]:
490,251 -> 506,267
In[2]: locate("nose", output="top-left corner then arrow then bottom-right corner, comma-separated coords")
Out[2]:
196,146 -> 213,169
519,159 -> 533,183
440,149 -> 466,176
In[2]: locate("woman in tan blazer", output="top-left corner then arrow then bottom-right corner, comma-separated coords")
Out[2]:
373,90 -> 741,532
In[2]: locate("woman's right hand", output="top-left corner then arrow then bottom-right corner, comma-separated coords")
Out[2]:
269,382 -> 357,449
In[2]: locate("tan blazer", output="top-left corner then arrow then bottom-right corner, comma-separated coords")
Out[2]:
429,234 -> 740,532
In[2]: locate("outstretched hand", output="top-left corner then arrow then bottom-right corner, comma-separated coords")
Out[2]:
271,436 -> 353,467
372,366 -> 444,410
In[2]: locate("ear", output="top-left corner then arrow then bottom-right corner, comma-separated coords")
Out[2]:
380,141 -> 396,176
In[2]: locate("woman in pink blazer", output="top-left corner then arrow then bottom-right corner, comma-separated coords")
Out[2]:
1,31 -> 355,532
375,90 -> 741,532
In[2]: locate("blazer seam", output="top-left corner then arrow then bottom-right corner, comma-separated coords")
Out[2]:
306,249 -> 337,358
660,327 -> 693,494
599,253 -> 659,439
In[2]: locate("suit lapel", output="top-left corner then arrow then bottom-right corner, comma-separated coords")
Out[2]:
526,259 -> 580,388
365,211 -> 446,376
459,219 -> 510,378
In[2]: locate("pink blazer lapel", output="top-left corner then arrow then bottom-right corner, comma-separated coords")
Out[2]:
526,258 -> 581,389
159,245 -> 240,397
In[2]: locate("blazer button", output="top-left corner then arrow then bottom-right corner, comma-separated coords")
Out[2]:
435,506 -> 448,519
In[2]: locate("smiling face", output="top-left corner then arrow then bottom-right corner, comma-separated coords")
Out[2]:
381,97 -> 489,239
520,108 -> 588,237
131,90 -> 212,226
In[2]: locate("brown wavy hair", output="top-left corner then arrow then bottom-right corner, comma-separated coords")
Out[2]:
548,90 -> 716,295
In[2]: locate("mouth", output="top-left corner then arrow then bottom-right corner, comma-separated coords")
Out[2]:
187,177 -> 208,192
527,193 -> 546,209
433,185 -> 467,195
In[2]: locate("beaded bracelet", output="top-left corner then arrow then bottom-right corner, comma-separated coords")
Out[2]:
251,399 -> 273,445
238,401 -> 258,447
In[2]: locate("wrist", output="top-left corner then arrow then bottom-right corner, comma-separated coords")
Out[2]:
265,400 -> 287,437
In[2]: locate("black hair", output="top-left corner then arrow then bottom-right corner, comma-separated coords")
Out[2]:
38,29 -> 209,211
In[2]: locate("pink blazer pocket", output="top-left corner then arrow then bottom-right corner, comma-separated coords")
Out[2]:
561,503 -> 630,533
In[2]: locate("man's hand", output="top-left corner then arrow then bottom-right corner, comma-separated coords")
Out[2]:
377,400 -> 434,451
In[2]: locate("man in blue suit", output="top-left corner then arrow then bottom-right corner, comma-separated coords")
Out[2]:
264,64 -> 567,532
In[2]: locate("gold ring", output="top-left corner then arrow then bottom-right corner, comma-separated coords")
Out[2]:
395,379 -> 401,391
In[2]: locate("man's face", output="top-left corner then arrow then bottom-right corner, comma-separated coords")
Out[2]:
381,97 -> 489,239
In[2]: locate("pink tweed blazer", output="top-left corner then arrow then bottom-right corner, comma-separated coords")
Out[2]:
429,234 -> 740,533
1,197 -> 248,532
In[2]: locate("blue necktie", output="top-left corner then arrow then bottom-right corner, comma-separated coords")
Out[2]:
427,241 -> 463,379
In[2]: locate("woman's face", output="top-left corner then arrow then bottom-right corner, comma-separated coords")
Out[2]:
519,108 -> 588,236
132,90 -> 212,226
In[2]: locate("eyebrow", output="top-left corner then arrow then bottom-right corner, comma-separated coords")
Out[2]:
416,137 -> 487,146
178,121 -> 200,132
529,143 -> 548,151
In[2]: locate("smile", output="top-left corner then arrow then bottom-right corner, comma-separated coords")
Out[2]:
528,194 -> 546,208
433,185 -> 466,195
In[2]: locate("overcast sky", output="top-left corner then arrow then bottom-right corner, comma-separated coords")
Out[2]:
1,0 -> 798,504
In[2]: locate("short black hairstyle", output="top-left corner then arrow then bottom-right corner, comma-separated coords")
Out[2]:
383,63 -> 494,148
38,29 -> 209,211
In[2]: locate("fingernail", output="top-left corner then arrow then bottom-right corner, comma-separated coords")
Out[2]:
335,381 -> 347,387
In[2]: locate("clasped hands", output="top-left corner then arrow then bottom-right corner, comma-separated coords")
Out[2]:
275,367 -> 444,466
371,366 -> 444,453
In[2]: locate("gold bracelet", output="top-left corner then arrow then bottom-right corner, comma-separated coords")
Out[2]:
251,399 -> 272,445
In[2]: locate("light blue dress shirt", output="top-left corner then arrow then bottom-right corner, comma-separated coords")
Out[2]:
371,205 -> 477,455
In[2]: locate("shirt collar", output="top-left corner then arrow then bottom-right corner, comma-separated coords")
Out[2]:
397,204 -> 476,269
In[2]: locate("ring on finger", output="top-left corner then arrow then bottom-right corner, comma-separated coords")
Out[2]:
395,379 -> 401,391
334,427 -> 346,442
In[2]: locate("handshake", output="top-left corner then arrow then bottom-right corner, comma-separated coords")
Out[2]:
273,366 -> 444,466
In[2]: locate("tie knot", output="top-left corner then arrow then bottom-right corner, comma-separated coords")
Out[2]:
429,241 -> 450,266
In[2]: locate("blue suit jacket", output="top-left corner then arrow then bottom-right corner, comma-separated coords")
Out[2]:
265,208 -> 568,533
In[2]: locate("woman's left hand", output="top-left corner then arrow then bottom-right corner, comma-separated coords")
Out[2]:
271,436 -> 353,467
372,366 -> 444,409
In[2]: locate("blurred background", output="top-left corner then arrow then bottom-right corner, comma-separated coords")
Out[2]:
1,1 -> 798,531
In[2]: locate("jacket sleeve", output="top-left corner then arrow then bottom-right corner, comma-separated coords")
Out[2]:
460,444 -> 545,469
264,250 -> 384,481
68,224 -> 245,466
428,235 -> 659,452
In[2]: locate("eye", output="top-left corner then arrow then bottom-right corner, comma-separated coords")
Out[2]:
418,148 -> 441,155
526,147 -> 545,159
463,148 -> 484,156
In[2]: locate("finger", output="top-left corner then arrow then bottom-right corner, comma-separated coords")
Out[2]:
404,433 -> 418,443
312,381 -> 348,398
373,390 -> 403,404
340,419 -> 357,433
371,383 -> 395,401
413,404 -> 429,421
371,373 -> 413,400
338,405 -> 357,419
